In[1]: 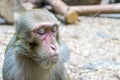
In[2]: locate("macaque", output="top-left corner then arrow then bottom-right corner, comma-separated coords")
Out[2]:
0,0 -> 25,24
2,9 -> 70,80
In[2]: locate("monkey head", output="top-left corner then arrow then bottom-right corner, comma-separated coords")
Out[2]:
14,9 -> 60,69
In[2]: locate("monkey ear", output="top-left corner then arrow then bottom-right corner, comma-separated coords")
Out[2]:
13,12 -> 20,23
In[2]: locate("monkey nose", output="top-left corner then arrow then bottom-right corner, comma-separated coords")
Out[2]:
49,44 -> 58,57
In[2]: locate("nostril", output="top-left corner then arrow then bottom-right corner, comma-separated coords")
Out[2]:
49,44 -> 56,50
51,46 -> 55,50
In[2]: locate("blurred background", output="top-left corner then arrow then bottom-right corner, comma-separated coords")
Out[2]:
0,0 -> 120,80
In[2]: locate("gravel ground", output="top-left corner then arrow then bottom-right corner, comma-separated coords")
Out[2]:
0,16 -> 120,80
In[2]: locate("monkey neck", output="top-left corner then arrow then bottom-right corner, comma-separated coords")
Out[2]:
16,55 -> 52,80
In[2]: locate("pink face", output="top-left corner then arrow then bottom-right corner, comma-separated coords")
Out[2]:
32,22 -> 59,59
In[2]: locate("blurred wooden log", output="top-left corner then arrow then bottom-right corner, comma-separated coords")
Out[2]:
46,0 -> 79,24
63,0 -> 101,5
71,4 -> 120,15
0,0 -> 25,24
0,0 -> 15,24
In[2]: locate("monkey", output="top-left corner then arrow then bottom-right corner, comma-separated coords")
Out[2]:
2,9 -> 71,80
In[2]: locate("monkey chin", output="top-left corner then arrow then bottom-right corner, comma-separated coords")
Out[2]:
40,55 -> 59,69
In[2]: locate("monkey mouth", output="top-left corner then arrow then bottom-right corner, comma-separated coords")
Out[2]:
49,53 -> 59,60
49,54 -> 59,63
50,53 -> 58,57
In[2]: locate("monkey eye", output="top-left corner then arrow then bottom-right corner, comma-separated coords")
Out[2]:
38,28 -> 45,35
51,26 -> 57,33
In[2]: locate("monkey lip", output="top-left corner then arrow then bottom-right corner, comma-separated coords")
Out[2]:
50,54 -> 59,58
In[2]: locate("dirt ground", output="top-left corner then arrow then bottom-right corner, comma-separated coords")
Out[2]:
0,16 -> 120,80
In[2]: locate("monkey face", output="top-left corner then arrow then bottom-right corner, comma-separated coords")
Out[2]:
30,22 -> 60,69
